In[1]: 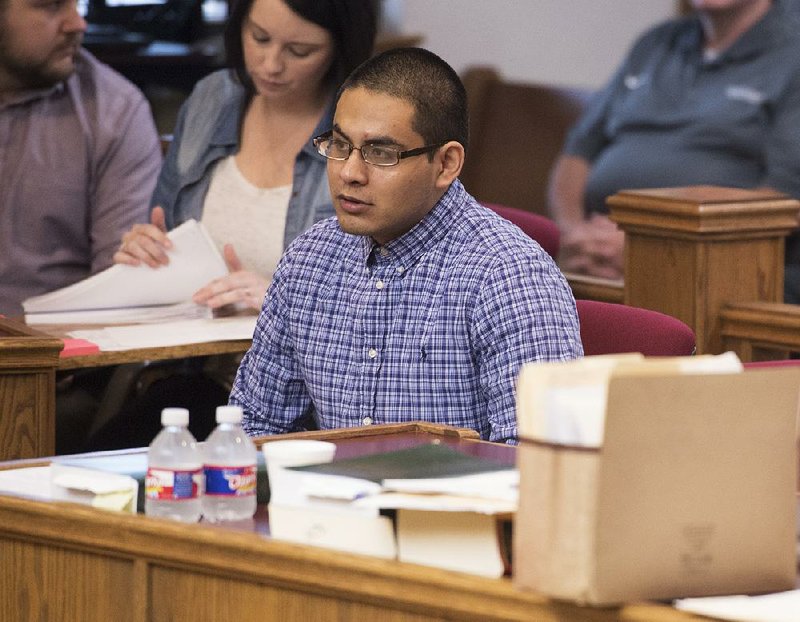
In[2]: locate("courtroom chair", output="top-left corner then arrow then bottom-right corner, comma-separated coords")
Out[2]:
742,360 -> 800,369
461,67 -> 591,216
483,202 -> 560,259
576,299 -> 696,356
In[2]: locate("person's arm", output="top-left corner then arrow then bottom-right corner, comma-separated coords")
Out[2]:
229,257 -> 313,436
474,256 -> 584,444
192,244 -> 269,310
548,155 -> 624,278
90,94 -> 161,273
548,153 -> 591,232
761,71 -> 800,200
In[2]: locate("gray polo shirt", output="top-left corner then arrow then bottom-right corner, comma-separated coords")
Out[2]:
565,0 -> 800,216
0,49 -> 161,316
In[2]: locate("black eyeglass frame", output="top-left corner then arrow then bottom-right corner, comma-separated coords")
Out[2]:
313,131 -> 444,167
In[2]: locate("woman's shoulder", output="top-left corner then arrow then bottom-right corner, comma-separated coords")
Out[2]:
182,70 -> 245,117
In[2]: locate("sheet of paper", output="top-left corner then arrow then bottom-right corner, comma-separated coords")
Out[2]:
674,590 -> 800,622
354,491 -> 516,514
395,509 -> 506,577
0,466 -> 54,500
23,219 -> 227,319
26,301 -> 212,326
269,503 -> 396,559
69,316 -> 256,350
382,469 -> 518,503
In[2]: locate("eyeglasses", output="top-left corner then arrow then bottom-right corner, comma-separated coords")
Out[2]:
313,132 -> 443,167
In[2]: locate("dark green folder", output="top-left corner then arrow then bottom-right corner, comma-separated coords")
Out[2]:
289,443 -> 512,483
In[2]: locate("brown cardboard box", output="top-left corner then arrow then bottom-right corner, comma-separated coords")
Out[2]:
513,368 -> 800,605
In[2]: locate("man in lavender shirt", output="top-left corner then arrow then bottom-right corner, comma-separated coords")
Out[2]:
0,0 -> 161,316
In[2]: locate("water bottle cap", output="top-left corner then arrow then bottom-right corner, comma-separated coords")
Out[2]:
216,405 -> 243,424
161,407 -> 190,426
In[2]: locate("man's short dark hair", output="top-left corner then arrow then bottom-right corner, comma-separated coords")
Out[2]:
224,0 -> 377,98
337,47 -> 469,153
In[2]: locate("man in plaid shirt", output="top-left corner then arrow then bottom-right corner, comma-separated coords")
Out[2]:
231,48 -> 582,444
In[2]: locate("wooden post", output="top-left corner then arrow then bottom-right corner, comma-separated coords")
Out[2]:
0,318 -> 62,459
607,186 -> 800,354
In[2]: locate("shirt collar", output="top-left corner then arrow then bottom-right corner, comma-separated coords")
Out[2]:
358,179 -> 465,267
0,79 -> 64,109
679,1 -> 788,65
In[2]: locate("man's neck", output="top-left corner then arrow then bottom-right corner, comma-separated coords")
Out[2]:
698,0 -> 772,53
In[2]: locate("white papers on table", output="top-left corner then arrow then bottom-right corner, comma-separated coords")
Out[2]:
69,316 -> 257,350
674,590 -> 800,622
0,465 -> 138,512
23,219 -> 227,324
26,301 -> 213,326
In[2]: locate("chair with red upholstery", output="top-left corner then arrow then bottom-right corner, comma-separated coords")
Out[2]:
483,202 -> 560,260
576,299 -> 696,356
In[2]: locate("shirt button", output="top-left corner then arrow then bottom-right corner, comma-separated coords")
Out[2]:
375,280 -> 384,290
362,417 -> 373,425
380,247 -> 389,257
396,266 -> 405,275
368,348 -> 377,359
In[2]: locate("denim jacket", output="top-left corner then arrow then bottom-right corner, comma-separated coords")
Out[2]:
150,70 -> 334,249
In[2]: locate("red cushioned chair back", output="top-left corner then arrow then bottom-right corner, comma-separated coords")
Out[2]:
576,299 -> 696,356
482,203 -> 560,260
742,360 -> 800,369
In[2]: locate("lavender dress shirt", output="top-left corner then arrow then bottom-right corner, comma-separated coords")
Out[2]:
0,49 -> 161,315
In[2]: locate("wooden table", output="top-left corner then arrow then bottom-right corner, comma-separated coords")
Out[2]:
0,317 -> 251,459
0,423 -> 706,622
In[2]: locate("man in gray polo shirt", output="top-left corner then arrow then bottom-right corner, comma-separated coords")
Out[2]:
0,0 -> 161,316
548,0 -> 800,301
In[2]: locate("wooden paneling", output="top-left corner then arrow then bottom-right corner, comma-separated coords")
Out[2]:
0,540 -> 136,622
0,319 -> 62,459
0,427 -> 707,622
460,67 -> 591,215
720,301 -> 800,360
608,186 -> 800,354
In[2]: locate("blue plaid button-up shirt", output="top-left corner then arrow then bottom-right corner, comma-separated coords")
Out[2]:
231,180 -> 582,444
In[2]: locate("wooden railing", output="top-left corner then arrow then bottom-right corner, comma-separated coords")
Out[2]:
598,186 -> 800,356
0,318 -> 62,459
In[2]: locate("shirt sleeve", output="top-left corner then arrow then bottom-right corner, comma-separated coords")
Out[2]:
230,256 -> 314,437
472,254 -> 584,445
90,93 -> 161,273
762,69 -> 800,198
562,23 -> 663,162
149,94 -> 189,229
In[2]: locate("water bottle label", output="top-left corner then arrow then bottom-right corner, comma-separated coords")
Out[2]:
204,464 -> 257,497
146,468 -> 202,501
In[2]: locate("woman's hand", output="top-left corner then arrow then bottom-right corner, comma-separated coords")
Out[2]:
113,206 -> 173,268
192,244 -> 269,310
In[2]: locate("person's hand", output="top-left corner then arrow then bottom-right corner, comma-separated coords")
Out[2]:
192,244 -> 269,310
113,206 -> 172,268
558,215 -> 624,280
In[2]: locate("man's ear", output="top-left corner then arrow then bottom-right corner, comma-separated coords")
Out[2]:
434,141 -> 465,190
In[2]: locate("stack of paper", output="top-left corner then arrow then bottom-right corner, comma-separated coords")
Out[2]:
68,315 -> 257,350
23,219 -> 227,325
269,444 -> 517,576
0,463 -> 139,512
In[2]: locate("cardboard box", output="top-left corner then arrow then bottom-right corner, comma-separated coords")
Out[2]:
513,368 -> 800,605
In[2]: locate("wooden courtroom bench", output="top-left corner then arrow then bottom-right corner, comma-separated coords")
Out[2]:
0,319 -> 62,459
460,67 -> 591,215
569,185 -> 800,359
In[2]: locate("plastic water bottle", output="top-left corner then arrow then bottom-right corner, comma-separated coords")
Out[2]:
145,407 -> 203,522
202,405 -> 258,522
